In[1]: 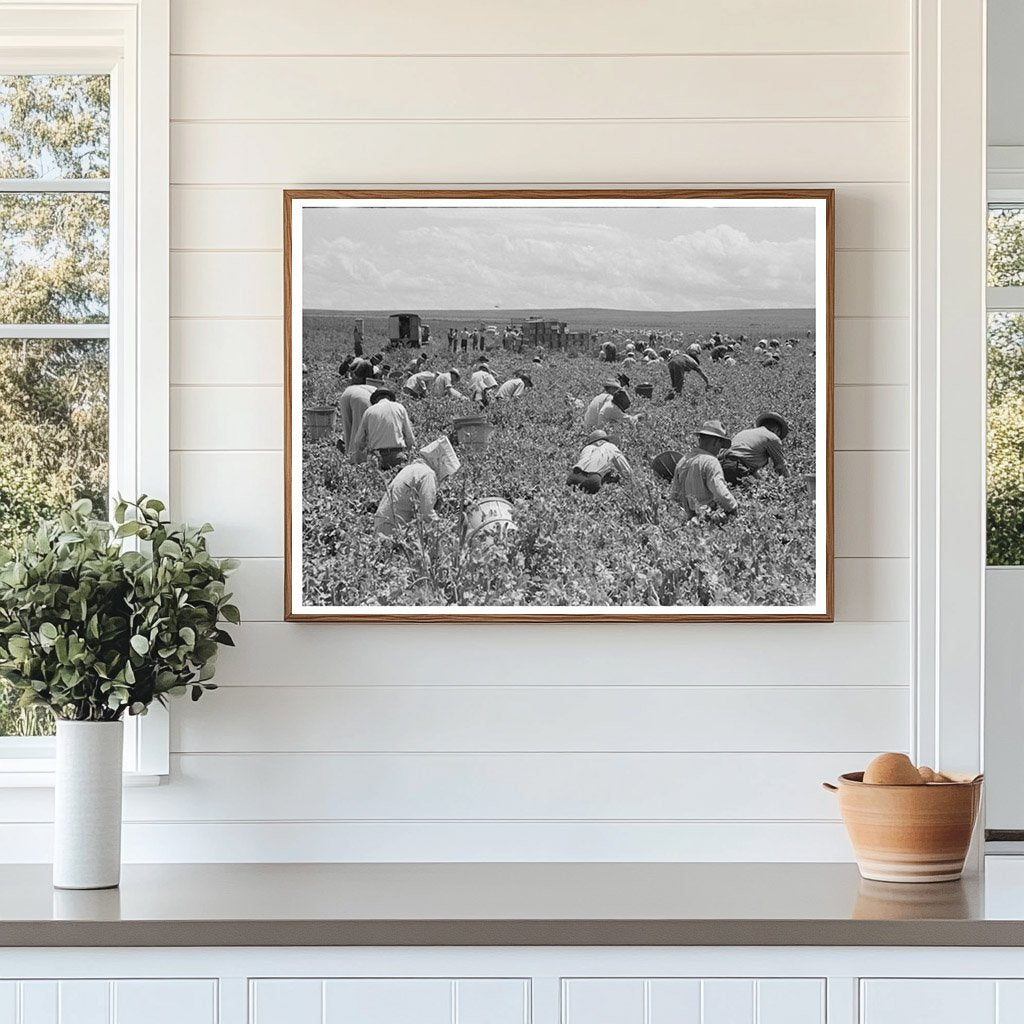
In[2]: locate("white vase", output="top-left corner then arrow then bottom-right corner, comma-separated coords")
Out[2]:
53,720 -> 124,890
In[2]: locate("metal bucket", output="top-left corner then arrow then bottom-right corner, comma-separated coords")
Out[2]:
304,406 -> 336,440
464,497 -> 515,547
635,383 -> 654,399
452,416 -> 495,451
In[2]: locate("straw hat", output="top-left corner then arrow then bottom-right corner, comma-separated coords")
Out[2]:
756,412 -> 790,438
697,419 -> 729,441
370,387 -> 396,404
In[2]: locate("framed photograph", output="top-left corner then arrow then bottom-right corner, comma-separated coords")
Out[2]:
284,189 -> 833,622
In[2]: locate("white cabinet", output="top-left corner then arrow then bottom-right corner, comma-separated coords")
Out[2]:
0,980 -> 217,1024
562,978 -> 825,1024
861,980 -> 1024,1024
249,978 -> 529,1024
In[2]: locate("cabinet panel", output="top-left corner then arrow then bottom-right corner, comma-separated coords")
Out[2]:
114,981 -> 217,1024
58,982 -> 110,1024
757,980 -> 825,1024
0,983 -> 15,1024
455,980 -> 529,1024
702,980 -> 754,1024
18,983 -> 56,1024
252,979 -> 528,1024
564,978 -> 825,1024
861,981 -> 997,1024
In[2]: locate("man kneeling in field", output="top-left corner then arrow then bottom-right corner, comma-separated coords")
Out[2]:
375,437 -> 461,537
670,420 -> 738,521
720,412 -> 791,484
567,429 -> 633,495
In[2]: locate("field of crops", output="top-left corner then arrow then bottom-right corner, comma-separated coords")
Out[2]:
299,309 -> 819,610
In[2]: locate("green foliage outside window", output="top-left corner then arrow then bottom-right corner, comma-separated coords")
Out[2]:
0,75 -> 110,736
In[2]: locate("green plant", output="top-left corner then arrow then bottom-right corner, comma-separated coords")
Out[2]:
0,496 -> 239,722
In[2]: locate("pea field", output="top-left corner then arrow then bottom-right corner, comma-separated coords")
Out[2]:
299,308 -> 820,611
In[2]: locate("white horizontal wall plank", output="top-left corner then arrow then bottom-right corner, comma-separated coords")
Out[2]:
172,448 -> 906,559
171,684 -> 909,754
170,0 -> 909,56
834,318 -> 909,385
834,452 -> 910,558
171,54 -> 909,121
835,385 -> 910,450
835,251 -> 909,318
123,751 -> 867,821
170,319 -> 283,386
171,451 -> 282,557
833,558 -> 909,621
227,556 -> 909,623
210,622 -> 909,687
0,819 -> 857,862
171,386 -> 282,450
170,249 -> 907,325
170,183 -> 909,252
170,121 -> 909,186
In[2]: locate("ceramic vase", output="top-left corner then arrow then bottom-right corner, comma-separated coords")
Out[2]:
53,720 -> 124,889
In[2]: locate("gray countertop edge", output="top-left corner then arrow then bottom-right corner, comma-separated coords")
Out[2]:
3,919 -> 1023,948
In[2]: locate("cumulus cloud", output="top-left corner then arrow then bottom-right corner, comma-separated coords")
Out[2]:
301,205 -> 816,311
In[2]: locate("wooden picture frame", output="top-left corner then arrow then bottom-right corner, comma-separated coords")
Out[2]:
284,189 -> 834,622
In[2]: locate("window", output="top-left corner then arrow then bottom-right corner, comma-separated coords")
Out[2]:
987,206 -> 1024,565
0,2 -> 169,777
0,74 -> 111,738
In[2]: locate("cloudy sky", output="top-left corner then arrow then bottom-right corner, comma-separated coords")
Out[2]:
302,204 -> 816,312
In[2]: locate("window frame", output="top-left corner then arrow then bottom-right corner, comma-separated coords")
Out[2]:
0,0 -> 169,782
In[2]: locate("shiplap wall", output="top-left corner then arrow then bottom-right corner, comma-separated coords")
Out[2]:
3,0 -> 916,862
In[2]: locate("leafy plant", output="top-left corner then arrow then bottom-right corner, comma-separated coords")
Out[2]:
0,496 -> 239,722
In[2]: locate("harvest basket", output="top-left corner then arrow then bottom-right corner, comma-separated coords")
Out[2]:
452,416 -> 495,450
823,772 -> 982,883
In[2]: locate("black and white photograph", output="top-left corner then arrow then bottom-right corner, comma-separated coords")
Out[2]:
285,191 -> 833,621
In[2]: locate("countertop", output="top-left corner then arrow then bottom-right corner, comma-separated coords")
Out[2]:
6,861 -> 1024,947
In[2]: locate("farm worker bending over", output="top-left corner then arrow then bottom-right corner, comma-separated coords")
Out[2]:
469,363 -> 499,406
567,430 -> 633,494
349,388 -> 416,470
338,380 -> 376,452
600,340 -> 618,362
582,380 -> 622,429
670,421 -> 738,521
720,412 -> 791,484
405,352 -> 428,375
495,372 -> 533,400
403,370 -> 436,399
597,388 -> 639,430
432,368 -> 464,398
375,437 -> 461,537
349,356 -> 374,383
667,350 -> 710,395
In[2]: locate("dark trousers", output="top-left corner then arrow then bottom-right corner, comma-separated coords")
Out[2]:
374,447 -> 407,470
668,361 -> 686,393
566,467 -> 619,494
720,455 -> 752,485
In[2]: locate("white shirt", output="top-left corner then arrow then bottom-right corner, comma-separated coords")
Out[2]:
404,370 -> 436,396
496,378 -> 527,400
349,400 -> 416,463
573,440 -> 633,480
338,383 -> 374,447
583,393 -> 613,430
374,461 -> 438,536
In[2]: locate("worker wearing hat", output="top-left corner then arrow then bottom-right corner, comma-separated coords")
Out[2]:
375,436 -> 461,537
495,370 -> 533,401
666,349 -> 710,398
670,420 -> 738,521
431,367 -> 464,399
582,379 -> 625,430
566,429 -> 633,495
348,387 -> 416,469
720,412 -> 791,484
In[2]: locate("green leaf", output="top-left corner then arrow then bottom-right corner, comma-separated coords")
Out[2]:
158,539 -> 183,559
220,604 -> 241,625
130,634 -> 150,656
39,622 -> 58,641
